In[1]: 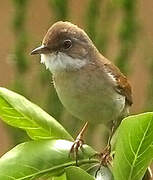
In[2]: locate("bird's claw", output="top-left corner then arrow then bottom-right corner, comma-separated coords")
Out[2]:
69,138 -> 84,166
90,146 -> 112,177
69,122 -> 88,165
100,145 -> 112,166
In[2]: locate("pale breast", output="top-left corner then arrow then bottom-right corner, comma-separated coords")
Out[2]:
53,67 -> 126,125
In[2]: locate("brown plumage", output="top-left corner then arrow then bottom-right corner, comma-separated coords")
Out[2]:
103,62 -> 132,106
31,21 -> 133,136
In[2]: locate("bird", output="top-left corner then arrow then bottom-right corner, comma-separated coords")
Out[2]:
31,21 -> 132,163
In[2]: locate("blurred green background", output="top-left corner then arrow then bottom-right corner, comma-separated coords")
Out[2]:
0,0 -> 153,154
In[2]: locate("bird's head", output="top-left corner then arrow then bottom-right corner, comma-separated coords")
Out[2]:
31,21 -> 95,73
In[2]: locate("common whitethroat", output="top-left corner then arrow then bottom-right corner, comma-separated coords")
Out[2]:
31,21 -> 132,148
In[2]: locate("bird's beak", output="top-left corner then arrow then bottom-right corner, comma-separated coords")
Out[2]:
31,45 -> 49,55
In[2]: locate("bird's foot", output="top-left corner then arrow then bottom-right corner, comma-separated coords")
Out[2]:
69,137 -> 84,166
89,145 -> 112,177
99,145 -> 112,166
90,145 -> 112,166
69,122 -> 88,165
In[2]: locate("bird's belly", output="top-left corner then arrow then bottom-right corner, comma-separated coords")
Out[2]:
54,73 -> 125,124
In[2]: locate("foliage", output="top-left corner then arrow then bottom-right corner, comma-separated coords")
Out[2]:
145,55 -> 153,111
113,113 -> 153,180
0,87 -> 72,141
0,140 -> 97,179
0,88 -> 153,180
48,0 -> 68,21
12,0 -> 29,89
115,0 -> 138,74
85,0 -> 102,43
65,166 -> 95,180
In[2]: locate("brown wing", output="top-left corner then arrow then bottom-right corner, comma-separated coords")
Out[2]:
103,63 -> 133,106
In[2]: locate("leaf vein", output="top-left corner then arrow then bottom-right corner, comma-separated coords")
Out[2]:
128,118 -> 152,180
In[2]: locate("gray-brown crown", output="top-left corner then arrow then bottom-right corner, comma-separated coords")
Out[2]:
43,22 -> 88,44
42,21 -> 95,58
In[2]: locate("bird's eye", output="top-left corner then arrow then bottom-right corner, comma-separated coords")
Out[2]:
63,39 -> 72,49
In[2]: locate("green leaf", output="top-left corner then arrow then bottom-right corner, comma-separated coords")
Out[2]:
0,139 -> 98,180
113,112 -> 153,180
65,166 -> 95,180
0,87 -> 72,141
52,173 -> 66,180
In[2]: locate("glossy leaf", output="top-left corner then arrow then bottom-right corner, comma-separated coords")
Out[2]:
0,87 -> 72,141
65,166 -> 95,180
52,173 -> 67,180
113,112 -> 153,180
0,139 -> 98,180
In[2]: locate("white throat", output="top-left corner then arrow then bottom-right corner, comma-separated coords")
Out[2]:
41,52 -> 87,73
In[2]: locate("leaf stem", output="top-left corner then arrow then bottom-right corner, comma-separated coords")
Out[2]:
16,159 -> 99,180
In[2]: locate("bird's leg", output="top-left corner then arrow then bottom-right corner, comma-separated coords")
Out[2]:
106,120 -> 116,151
91,122 -> 116,177
90,121 -> 115,170
99,120 -> 116,166
69,122 -> 88,165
